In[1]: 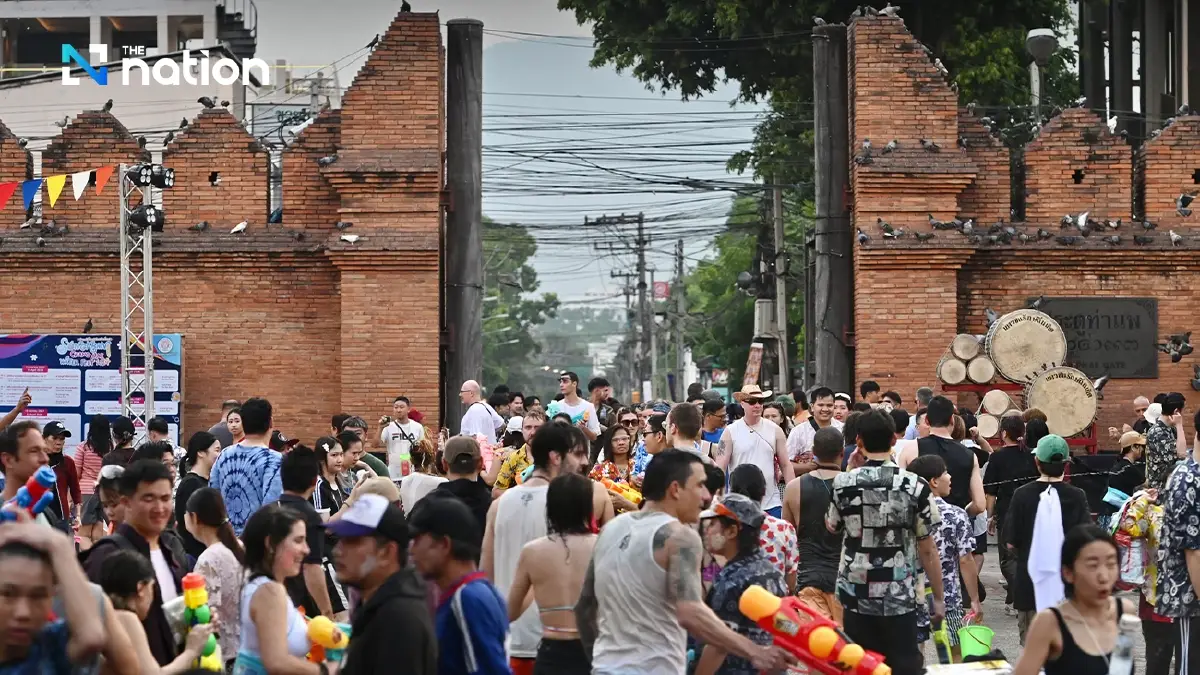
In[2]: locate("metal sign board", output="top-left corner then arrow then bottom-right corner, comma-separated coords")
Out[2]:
1032,297 -> 1158,379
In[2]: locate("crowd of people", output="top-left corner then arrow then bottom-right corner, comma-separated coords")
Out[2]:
0,374 -> 1197,675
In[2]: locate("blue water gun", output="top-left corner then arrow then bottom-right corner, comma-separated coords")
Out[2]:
0,466 -> 57,521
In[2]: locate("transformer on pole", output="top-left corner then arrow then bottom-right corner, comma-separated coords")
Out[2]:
118,162 -> 173,441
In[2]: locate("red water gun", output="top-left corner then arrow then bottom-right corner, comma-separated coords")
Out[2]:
739,585 -> 891,675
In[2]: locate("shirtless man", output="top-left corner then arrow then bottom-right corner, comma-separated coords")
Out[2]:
576,449 -> 793,675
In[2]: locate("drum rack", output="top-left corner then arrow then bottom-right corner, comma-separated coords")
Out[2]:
941,383 -> 1099,454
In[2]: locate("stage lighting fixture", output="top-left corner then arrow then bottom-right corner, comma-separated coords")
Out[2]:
130,204 -> 165,232
125,164 -> 176,189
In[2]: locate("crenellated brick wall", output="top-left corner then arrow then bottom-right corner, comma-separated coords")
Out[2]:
846,14 -> 1200,440
0,9 -> 446,444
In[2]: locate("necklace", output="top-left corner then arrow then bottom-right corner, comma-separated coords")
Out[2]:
1065,599 -> 1113,667
525,471 -> 551,485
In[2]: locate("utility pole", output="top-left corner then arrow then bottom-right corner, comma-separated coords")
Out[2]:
308,72 -> 322,116
444,19 -> 484,433
674,238 -> 686,396
649,266 -> 657,398
611,270 -> 638,398
772,180 -> 789,393
812,24 -> 853,393
589,213 -> 649,389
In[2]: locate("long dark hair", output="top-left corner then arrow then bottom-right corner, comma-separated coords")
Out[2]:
546,473 -> 594,538
1061,524 -> 1118,598
241,503 -> 304,581
184,431 -> 218,472
86,415 -> 113,456
186,487 -> 246,564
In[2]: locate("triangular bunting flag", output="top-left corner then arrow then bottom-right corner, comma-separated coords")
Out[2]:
71,171 -> 91,201
45,174 -> 66,208
0,182 -> 17,208
94,166 -> 114,194
21,179 -> 42,210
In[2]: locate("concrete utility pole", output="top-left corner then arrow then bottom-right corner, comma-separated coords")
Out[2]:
772,180 -> 789,392
812,24 -> 853,393
590,213 -> 649,388
648,266 -> 658,397
674,238 -> 686,396
611,270 -> 638,397
444,19 -> 484,433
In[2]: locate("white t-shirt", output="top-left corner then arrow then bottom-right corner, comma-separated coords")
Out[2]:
546,398 -> 601,434
398,473 -> 448,515
726,418 -> 784,511
150,548 -> 179,603
380,420 -> 425,478
460,402 -> 503,443
786,418 -> 845,461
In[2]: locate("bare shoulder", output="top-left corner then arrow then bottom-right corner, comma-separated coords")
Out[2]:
657,519 -> 701,553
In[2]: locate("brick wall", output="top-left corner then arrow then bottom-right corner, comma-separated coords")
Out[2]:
0,120 -> 30,229
42,110 -> 151,231
847,14 -> 1200,447
0,10 -> 445,443
163,109 -> 270,230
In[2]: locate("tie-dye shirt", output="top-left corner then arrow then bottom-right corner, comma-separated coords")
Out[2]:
209,442 -> 282,535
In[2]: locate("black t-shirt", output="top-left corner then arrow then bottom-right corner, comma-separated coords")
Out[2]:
983,444 -> 1038,521
917,435 -> 976,510
311,477 -> 345,556
278,493 -> 326,616
1001,480 -> 1092,611
1107,458 -> 1146,502
174,472 -> 209,559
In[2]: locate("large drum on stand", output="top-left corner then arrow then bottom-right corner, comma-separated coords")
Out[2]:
1025,367 -> 1099,438
985,309 -> 1067,384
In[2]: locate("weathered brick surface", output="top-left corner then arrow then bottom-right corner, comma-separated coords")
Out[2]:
0,12 -> 446,440
1135,116 -> 1200,228
1024,108 -> 1132,224
42,110 -> 151,230
847,15 -> 1193,448
163,109 -> 270,231
0,120 -> 31,227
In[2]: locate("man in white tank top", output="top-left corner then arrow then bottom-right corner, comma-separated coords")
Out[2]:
715,385 -> 794,518
482,423 -> 588,675
577,449 -> 793,675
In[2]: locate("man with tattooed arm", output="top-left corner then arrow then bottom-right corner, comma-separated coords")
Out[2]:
575,449 -> 794,675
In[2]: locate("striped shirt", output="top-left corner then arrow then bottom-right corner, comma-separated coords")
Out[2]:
73,442 -> 106,496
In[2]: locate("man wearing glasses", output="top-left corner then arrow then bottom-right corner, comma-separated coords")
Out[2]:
715,386 -> 794,518
459,380 -> 503,444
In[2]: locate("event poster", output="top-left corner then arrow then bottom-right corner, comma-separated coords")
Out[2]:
0,334 -> 184,449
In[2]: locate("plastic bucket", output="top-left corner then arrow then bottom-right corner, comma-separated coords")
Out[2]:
958,625 -> 995,658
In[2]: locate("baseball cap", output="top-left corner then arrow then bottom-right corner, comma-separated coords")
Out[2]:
506,416 -> 524,434
42,421 -> 71,438
270,430 -> 299,452
699,493 -> 765,529
1119,431 -> 1147,449
324,493 -> 408,543
444,436 -> 480,472
407,494 -> 481,546
1032,434 -> 1070,462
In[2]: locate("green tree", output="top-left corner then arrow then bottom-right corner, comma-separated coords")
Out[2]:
557,0 -> 1078,191
683,195 -> 809,386
482,217 -> 560,389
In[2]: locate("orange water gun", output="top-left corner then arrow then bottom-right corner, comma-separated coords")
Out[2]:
739,585 -> 891,675
600,478 -> 642,505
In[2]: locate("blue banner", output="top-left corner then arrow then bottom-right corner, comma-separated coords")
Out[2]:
0,334 -> 184,449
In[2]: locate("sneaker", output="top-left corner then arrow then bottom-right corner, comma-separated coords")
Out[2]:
1004,603 -> 1018,617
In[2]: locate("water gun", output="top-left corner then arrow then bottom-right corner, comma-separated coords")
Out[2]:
0,466 -> 57,522
306,615 -> 351,663
931,620 -> 952,664
739,585 -> 891,675
600,478 -> 642,505
181,573 -> 222,671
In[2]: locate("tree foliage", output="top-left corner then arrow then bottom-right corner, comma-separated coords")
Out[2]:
482,217 -> 560,389
557,0 -> 1078,190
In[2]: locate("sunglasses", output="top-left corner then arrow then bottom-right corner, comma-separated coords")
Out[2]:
558,377 -> 572,383
620,419 -> 639,427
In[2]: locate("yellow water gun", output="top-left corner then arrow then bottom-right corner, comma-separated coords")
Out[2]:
601,478 -> 643,505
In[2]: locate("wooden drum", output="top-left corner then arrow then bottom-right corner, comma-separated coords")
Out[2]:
976,413 -> 1001,439
981,389 -> 1014,415
966,356 -> 996,384
951,334 -> 983,361
937,351 -> 967,385
985,309 -> 1067,384
1025,366 -> 1098,437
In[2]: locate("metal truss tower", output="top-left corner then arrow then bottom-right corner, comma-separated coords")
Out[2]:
118,164 -> 156,435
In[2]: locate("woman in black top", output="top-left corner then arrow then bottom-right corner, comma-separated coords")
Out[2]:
175,431 -> 221,561
1012,525 -> 1135,675
311,436 -> 349,621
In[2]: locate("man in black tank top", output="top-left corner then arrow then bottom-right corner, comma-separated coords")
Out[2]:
781,426 -> 846,624
914,397 -> 984,517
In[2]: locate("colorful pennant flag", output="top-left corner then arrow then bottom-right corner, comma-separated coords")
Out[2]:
70,171 -> 90,201
94,166 -> 114,194
21,179 -> 41,210
0,182 -> 16,208
45,174 -> 66,208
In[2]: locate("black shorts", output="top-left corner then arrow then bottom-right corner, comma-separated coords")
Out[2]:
843,611 -> 922,675
81,493 -> 105,526
973,532 -> 988,555
533,639 -> 589,675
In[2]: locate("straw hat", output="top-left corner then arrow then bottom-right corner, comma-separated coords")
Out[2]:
733,384 -> 773,403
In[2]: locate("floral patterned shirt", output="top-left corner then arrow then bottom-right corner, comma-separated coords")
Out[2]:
930,496 -> 974,608
759,515 -> 799,580
492,445 -> 531,491
1145,420 -> 1180,491
706,550 -> 787,675
589,458 -> 635,483
193,541 -> 245,659
1156,456 -> 1200,618
826,459 -> 940,617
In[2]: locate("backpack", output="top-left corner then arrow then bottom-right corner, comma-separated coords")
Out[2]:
77,529 -> 188,571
